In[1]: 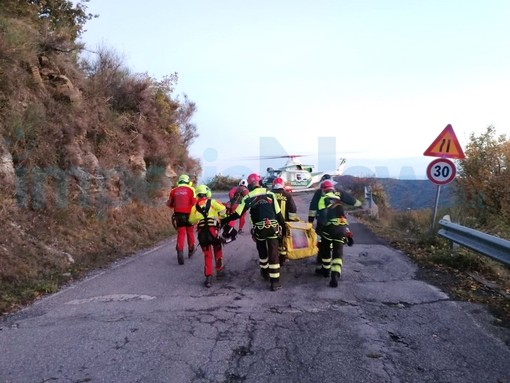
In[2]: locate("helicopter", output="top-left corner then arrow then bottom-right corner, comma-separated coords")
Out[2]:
260,155 -> 346,192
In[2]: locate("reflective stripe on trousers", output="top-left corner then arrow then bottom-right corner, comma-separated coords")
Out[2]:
256,237 -> 280,279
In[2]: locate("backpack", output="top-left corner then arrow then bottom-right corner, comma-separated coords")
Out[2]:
195,199 -> 220,246
230,186 -> 244,207
249,190 -> 277,222
317,195 -> 342,226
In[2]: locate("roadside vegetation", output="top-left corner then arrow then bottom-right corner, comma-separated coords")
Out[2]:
0,1 -> 196,314
205,174 -> 241,190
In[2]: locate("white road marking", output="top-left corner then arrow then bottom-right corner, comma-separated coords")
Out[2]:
66,294 -> 156,305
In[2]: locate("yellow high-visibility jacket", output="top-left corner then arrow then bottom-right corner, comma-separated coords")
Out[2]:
189,197 -> 227,227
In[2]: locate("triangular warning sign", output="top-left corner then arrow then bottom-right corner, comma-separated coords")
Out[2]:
423,124 -> 465,159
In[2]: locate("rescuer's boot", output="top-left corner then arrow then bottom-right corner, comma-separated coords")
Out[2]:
260,268 -> 270,280
270,278 -> 282,291
315,267 -> 330,278
177,250 -> 184,265
204,276 -> 212,288
329,271 -> 340,288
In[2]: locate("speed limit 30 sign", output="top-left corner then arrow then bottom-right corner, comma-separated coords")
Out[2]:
426,158 -> 456,185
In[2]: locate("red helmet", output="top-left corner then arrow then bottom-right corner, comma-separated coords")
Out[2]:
272,177 -> 285,189
321,180 -> 335,192
247,173 -> 261,186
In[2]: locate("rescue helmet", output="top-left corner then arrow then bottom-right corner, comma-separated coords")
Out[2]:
239,179 -> 248,187
247,173 -> 261,190
247,173 -> 261,185
320,173 -> 332,182
272,177 -> 285,189
178,174 -> 190,185
321,180 -> 335,192
196,184 -> 210,197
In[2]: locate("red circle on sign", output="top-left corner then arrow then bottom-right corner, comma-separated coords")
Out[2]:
426,158 -> 456,185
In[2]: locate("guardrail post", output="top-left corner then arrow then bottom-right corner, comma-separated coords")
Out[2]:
441,215 -> 459,252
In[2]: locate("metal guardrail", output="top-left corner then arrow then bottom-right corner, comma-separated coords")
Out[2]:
438,218 -> 510,266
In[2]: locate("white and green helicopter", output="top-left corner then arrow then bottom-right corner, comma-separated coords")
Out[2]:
261,155 -> 346,192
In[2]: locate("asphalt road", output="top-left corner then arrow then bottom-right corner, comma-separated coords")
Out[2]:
1,192 -> 509,383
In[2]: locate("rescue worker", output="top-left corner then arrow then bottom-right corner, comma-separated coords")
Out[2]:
314,179 -> 362,287
271,177 -> 298,264
188,185 -> 227,288
221,173 -> 286,291
167,174 -> 197,265
226,179 -> 250,234
308,174 -> 360,263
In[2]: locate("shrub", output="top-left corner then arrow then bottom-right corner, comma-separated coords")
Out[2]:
206,174 -> 240,190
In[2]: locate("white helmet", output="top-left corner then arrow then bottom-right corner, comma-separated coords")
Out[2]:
239,179 -> 248,187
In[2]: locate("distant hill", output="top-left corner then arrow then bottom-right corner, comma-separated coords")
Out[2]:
377,178 -> 458,210
336,176 -> 459,211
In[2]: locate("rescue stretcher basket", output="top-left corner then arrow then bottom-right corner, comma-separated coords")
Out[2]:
284,220 -> 318,260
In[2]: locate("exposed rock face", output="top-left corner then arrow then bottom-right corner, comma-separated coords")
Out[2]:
5,54 -> 192,209
29,63 -> 45,89
0,141 -> 15,187
49,73 -> 81,103
30,55 -> 82,103
129,153 -> 147,178
165,164 -> 177,179
82,151 -> 100,172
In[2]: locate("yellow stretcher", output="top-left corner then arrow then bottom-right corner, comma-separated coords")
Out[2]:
284,221 -> 318,260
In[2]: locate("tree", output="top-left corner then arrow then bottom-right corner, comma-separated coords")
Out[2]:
456,126 -> 510,225
177,94 -> 198,148
1,0 -> 96,41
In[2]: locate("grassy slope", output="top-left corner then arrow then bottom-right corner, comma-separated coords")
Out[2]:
0,195 -> 175,315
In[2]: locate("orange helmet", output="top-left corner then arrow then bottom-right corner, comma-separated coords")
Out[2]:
321,180 -> 335,192
272,177 -> 285,189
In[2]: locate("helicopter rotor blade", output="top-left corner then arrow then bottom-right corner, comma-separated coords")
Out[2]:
242,154 -> 308,160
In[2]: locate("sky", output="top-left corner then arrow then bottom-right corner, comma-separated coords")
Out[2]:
79,0 -> 510,181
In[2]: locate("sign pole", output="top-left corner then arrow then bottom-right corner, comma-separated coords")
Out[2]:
430,185 -> 441,232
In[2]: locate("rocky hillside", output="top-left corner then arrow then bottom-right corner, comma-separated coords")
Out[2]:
0,1 -> 201,314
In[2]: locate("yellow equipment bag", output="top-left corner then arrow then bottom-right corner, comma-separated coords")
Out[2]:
284,221 -> 318,260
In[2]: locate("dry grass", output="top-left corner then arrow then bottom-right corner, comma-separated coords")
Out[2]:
0,195 -> 174,315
